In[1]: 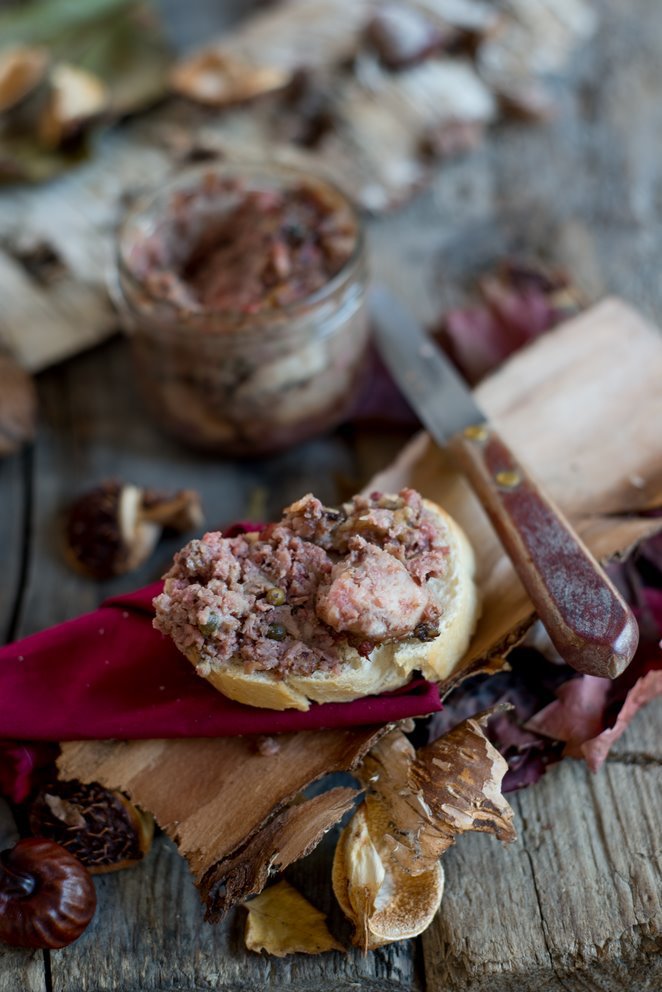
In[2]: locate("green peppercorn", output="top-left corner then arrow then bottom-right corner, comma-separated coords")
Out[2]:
266,622 -> 287,641
199,613 -> 221,637
265,587 -> 286,606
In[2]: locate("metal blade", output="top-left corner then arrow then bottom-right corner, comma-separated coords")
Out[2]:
371,286 -> 486,443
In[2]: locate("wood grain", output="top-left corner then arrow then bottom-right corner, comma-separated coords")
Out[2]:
0,459 -> 44,992
1,0 -> 662,989
423,702 -> 662,991
0,801 -> 44,992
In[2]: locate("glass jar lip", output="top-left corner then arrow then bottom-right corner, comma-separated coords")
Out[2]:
115,159 -> 366,326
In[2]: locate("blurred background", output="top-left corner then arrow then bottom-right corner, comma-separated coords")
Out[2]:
1,0 -> 661,618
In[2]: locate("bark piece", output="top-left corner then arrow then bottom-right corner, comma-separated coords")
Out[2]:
58,728 -> 384,910
244,880 -> 343,956
201,787 -> 358,922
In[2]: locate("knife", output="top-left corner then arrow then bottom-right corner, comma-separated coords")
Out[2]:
371,287 -> 638,680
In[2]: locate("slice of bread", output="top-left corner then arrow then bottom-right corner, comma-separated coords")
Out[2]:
193,499 -> 479,711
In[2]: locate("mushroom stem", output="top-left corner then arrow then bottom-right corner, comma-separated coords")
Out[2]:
140,489 -> 204,531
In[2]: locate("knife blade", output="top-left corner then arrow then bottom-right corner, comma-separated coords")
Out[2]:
371,286 -> 638,680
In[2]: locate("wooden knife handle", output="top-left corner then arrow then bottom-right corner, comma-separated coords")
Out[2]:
449,425 -> 638,679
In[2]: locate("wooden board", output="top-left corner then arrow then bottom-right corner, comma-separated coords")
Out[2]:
0,0 -> 596,372
54,295 -> 662,992
1,0 -> 662,986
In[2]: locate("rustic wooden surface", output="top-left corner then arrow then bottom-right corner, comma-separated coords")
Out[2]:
2,0 -> 662,989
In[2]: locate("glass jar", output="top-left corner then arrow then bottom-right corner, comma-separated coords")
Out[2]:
112,163 -> 369,456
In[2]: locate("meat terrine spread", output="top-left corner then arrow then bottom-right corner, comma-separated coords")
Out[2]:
129,175 -> 357,316
153,488 -> 449,679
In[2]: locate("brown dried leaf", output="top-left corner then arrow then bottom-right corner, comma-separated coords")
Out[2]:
201,786 -> 359,922
170,50 -> 290,107
244,880 -> 343,957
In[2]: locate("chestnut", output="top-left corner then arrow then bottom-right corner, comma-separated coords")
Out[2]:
0,838 -> 96,949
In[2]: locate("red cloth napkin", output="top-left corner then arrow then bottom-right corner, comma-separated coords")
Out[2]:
0,581 -> 441,743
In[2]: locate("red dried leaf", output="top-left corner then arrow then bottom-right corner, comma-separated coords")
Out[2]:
526,587 -> 662,772
435,259 -> 583,385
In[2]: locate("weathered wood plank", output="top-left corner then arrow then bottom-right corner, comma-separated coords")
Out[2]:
0,454 -> 46,991
3,1 -> 662,989
0,452 -> 26,644
51,827 -> 423,992
0,800 -> 45,992
11,336 -> 408,990
423,700 -> 662,991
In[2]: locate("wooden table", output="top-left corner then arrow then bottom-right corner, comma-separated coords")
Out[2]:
1,0 -> 661,988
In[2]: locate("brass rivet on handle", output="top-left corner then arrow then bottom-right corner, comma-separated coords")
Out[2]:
495,469 -> 522,489
463,424 -> 488,442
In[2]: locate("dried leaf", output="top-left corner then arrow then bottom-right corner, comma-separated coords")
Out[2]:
200,786 -> 359,922
244,880 -> 343,956
434,259 -> 584,385
526,637 -> 662,773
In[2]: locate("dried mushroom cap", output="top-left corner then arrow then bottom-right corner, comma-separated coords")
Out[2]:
244,880 -> 343,956
0,353 -> 37,458
332,716 -> 515,948
63,481 -> 204,579
170,50 -> 290,107
38,63 -> 108,149
0,46 -> 49,115
29,780 -> 154,875
364,4 -> 455,69
332,805 -> 444,951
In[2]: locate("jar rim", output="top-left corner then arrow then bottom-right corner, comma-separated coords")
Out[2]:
115,160 -> 366,329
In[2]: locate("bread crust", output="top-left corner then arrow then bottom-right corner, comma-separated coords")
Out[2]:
190,499 -> 479,711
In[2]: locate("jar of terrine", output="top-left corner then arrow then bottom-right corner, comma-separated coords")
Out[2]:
113,163 -> 369,456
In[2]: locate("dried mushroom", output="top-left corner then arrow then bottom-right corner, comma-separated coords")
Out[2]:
244,880 -> 343,956
332,805 -> 444,951
0,45 -> 49,115
0,0 -> 171,185
29,780 -> 154,874
63,481 -> 204,579
170,50 -> 290,107
363,4 -> 456,70
0,353 -> 37,458
332,716 -> 515,948
37,64 -> 108,149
